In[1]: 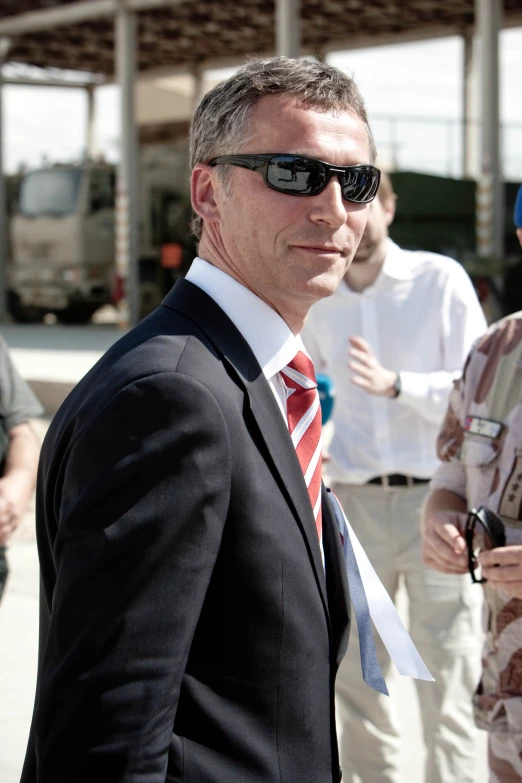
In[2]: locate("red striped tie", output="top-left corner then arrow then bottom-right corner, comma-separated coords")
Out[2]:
280,352 -> 323,540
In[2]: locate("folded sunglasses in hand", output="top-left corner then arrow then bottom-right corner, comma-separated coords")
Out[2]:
465,506 -> 506,584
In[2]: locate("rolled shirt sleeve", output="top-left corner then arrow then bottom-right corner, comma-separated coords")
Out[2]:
397,263 -> 487,424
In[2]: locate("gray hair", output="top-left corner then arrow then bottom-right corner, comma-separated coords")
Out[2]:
189,56 -> 376,239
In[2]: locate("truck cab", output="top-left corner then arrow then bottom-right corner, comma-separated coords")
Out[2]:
9,164 -> 115,323
8,146 -> 193,323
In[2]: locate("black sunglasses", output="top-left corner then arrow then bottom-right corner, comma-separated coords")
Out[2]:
465,505 -> 506,584
209,154 -> 380,204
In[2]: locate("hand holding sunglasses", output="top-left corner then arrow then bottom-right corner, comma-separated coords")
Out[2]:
209,153 -> 381,204
478,544 -> 522,599
465,506 -> 506,584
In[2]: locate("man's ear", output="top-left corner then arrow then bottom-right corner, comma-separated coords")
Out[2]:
516,227 -> 522,249
382,194 -> 396,229
191,164 -> 220,224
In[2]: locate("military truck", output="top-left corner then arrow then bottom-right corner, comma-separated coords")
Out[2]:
8,143 -> 194,323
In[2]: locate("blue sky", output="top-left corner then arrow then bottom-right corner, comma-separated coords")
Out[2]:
4,28 -> 522,180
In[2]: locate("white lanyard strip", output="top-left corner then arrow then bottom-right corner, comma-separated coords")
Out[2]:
344,511 -> 434,682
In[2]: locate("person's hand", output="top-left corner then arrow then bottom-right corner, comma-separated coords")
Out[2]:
348,336 -> 398,397
479,545 -> 522,598
0,476 -> 27,545
422,510 -> 469,574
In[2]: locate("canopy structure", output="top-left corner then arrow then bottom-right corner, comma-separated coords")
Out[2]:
0,0 -> 516,324
0,0 -> 521,76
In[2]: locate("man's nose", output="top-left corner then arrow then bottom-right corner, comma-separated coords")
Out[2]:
308,175 -> 348,227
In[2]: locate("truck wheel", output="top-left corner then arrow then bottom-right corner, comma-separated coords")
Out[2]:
7,290 -> 45,323
55,304 -> 98,325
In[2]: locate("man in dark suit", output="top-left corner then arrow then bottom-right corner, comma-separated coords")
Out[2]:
22,56 -> 379,783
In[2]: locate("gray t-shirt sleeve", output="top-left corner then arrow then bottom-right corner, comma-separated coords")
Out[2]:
0,336 -> 44,431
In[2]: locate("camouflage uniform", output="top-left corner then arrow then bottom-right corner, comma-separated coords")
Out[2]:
432,312 -> 522,782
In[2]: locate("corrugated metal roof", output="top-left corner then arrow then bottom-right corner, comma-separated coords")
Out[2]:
1,0 -> 521,76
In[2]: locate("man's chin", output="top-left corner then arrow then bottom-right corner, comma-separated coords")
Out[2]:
304,270 -> 346,301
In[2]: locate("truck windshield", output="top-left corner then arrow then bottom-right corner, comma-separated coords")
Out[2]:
18,169 -> 83,217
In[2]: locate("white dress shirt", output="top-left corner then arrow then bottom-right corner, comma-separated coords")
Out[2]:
302,240 -> 487,484
185,256 -> 306,421
187,257 -> 325,567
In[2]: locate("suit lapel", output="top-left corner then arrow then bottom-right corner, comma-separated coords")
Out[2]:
162,280 -> 329,620
245,369 -> 329,607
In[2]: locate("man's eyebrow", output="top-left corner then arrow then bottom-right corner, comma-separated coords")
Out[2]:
272,152 -> 369,165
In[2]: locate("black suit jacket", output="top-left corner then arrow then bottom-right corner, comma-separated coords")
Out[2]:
21,279 -> 350,783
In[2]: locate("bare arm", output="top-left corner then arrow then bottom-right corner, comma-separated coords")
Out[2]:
348,336 -> 462,415
0,421 -> 40,545
348,263 -> 486,419
421,487 -> 469,574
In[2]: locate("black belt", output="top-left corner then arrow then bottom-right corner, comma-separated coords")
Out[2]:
367,473 -> 430,488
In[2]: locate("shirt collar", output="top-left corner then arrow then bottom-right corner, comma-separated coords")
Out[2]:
381,240 -> 414,280
185,257 -> 303,380
339,239 -> 413,297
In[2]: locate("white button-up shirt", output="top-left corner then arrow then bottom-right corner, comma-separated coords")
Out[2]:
302,241 -> 487,484
186,257 -> 324,564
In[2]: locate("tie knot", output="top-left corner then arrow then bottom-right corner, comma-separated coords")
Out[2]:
282,351 -> 317,389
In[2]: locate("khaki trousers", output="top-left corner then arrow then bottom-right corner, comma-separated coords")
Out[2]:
332,482 -> 483,783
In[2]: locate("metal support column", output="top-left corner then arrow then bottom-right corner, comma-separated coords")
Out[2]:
0,38 -> 10,322
115,3 -> 140,326
192,64 -> 205,114
276,0 -> 300,59
86,83 -> 97,160
462,33 -> 475,178
475,0 -> 503,260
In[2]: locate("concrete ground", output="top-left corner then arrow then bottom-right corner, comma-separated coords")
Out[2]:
0,323 -> 489,782
3,318 -> 123,415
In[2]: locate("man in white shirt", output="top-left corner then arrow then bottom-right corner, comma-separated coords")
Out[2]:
303,172 -> 488,783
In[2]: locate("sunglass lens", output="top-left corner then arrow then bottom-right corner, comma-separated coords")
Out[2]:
343,167 -> 379,203
267,156 -> 327,195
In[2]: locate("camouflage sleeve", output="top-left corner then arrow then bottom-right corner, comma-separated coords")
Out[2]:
435,326 -> 489,464
436,378 -> 465,463
429,342 -> 474,497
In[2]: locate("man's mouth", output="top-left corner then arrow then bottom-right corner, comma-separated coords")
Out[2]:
294,245 -> 343,255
